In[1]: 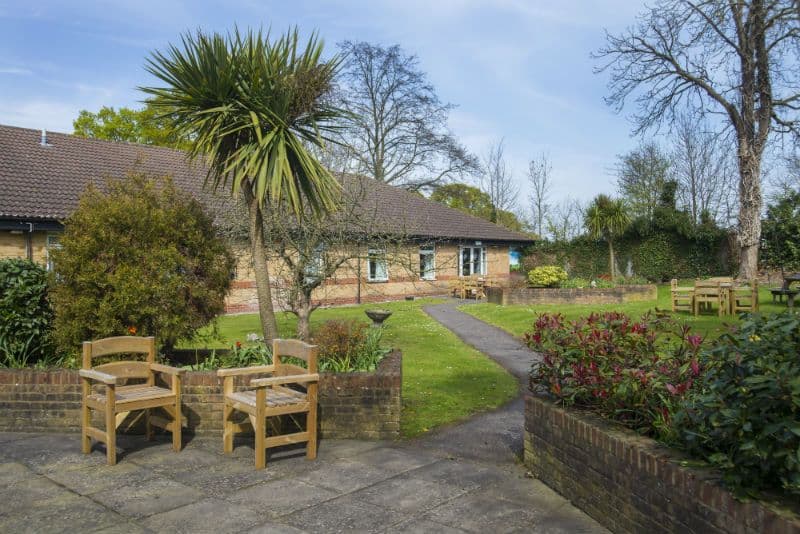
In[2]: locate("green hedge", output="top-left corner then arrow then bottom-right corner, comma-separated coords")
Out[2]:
0,259 -> 55,366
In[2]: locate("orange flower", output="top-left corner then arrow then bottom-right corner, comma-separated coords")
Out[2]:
127,326 -> 137,335
235,341 -> 242,349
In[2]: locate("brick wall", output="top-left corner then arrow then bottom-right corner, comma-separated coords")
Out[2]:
524,394 -> 800,534
0,350 -> 402,440
486,284 -> 657,306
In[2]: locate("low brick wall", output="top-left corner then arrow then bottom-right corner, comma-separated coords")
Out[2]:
0,350 -> 402,440
486,284 -> 657,306
524,394 -> 800,533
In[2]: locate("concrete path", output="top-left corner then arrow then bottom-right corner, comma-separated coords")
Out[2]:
0,300 -> 606,533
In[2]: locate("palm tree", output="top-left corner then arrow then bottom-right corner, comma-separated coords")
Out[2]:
142,28 -> 343,341
584,194 -> 630,278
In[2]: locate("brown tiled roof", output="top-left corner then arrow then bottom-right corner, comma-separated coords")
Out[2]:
0,124 -> 534,243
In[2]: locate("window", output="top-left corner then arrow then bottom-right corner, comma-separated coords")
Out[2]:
419,245 -> 436,280
367,248 -> 388,282
459,246 -> 486,276
46,234 -> 62,272
303,245 -> 325,283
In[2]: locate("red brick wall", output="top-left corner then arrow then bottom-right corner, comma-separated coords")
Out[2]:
524,394 -> 800,533
0,351 -> 402,440
486,284 -> 657,306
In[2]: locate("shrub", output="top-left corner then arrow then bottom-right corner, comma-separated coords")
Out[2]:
672,312 -> 800,496
525,311 -> 703,438
0,259 -> 56,366
560,277 -> 590,289
50,173 -> 235,354
527,265 -> 568,288
313,319 -> 389,372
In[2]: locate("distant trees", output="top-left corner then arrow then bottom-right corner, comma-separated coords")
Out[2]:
596,0 -> 800,279
761,191 -> 800,272
615,142 -> 671,222
480,140 -> 519,224
584,194 -> 630,278
527,153 -> 553,238
336,41 -> 480,191
430,182 -> 525,232
73,104 -> 189,149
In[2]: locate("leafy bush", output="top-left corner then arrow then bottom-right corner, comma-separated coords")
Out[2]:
527,265 -> 568,288
0,259 -> 57,367
525,311 -> 703,438
560,277 -> 590,289
672,313 -> 800,496
50,174 -> 235,354
313,319 -> 389,372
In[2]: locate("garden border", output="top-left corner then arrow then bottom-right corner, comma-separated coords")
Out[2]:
0,350 -> 402,440
524,393 -> 800,533
486,284 -> 657,306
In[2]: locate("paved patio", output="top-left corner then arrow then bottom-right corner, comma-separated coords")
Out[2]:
0,302 -> 606,533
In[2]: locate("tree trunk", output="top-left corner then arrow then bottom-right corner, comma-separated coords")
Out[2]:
608,239 -> 616,278
737,149 -> 763,280
295,299 -> 312,341
245,189 -> 279,341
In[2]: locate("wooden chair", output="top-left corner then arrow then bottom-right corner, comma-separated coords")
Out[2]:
732,279 -> 759,314
694,280 -> 729,317
218,339 -> 319,470
449,279 -> 466,299
80,336 -> 185,465
670,279 -> 694,313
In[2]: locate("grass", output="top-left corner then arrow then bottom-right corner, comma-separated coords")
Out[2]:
460,284 -> 789,340
182,299 -> 519,438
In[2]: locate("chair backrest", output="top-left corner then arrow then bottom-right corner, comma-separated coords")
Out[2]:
82,336 -> 155,380
670,278 -> 678,290
272,339 -> 318,375
708,276 -> 734,283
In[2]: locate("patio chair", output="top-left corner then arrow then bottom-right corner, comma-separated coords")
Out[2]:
732,279 -> 759,314
670,279 -> 694,313
218,339 -> 319,470
80,336 -> 185,465
694,280 -> 729,317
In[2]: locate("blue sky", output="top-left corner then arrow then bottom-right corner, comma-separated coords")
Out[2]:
0,0 -> 648,209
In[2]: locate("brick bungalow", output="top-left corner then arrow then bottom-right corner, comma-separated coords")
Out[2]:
0,124 -> 534,312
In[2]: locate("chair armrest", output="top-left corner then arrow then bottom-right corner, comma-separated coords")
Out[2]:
216,365 -> 275,377
79,369 -> 117,385
150,363 -> 186,376
251,373 -> 319,387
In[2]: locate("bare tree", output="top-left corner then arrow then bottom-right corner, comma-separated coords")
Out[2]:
671,115 -> 738,226
336,41 -> 480,191
595,0 -> 800,278
615,141 -> 672,221
546,197 -> 585,242
528,153 -> 553,238
480,140 -> 519,223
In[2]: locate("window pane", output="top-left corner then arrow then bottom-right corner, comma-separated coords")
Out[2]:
461,248 -> 471,276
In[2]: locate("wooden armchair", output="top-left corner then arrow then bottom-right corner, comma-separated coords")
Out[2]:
694,280 -> 728,317
218,339 -> 319,470
732,279 -> 759,314
80,336 -> 185,465
670,279 -> 694,313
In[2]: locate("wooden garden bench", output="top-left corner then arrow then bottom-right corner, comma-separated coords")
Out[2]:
731,279 -> 759,314
694,280 -> 729,316
80,336 -> 185,465
670,279 -> 694,313
218,339 -> 319,470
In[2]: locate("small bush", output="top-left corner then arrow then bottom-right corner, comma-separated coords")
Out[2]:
313,319 -> 389,372
560,277 -> 590,289
0,259 -> 56,367
527,265 -> 568,288
50,173 -> 235,354
525,311 -> 703,438
672,312 -> 800,496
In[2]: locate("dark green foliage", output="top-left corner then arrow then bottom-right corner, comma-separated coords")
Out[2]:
633,234 -> 676,282
761,192 -> 800,271
673,312 -> 800,496
312,319 -> 389,372
0,259 -> 55,366
50,173 -> 235,354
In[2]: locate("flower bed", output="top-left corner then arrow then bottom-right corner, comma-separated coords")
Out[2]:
485,284 -> 657,306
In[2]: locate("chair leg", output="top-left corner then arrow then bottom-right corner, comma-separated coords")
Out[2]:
105,404 -> 116,466
81,380 -> 91,454
223,403 -> 234,454
144,408 -> 152,441
307,386 -> 318,461
172,400 -> 182,453
255,388 -> 266,470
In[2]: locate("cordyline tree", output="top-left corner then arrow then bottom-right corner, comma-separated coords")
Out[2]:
595,0 -> 800,279
143,28 -> 344,341
584,194 -> 631,278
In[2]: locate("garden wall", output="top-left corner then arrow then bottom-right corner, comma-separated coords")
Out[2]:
485,284 -> 657,306
524,394 -> 800,534
0,350 -> 402,440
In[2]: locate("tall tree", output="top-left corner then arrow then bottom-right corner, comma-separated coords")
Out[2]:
143,28 -> 343,341
527,153 -> 553,238
595,0 -> 800,279
336,41 -> 479,190
615,141 -> 671,221
584,194 -> 631,278
546,197 -> 584,243
481,140 -> 519,223
73,104 -> 189,149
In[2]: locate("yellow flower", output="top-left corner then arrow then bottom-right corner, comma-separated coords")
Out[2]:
748,334 -> 760,342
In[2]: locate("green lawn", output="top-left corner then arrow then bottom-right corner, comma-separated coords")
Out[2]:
182,299 -> 519,438
461,285 -> 789,340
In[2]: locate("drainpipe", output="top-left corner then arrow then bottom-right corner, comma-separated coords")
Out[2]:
25,222 -> 34,261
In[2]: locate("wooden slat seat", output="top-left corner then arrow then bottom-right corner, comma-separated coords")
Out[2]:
227,388 -> 306,409
88,385 -> 176,405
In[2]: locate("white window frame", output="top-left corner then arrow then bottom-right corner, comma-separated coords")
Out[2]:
459,246 -> 487,277
46,234 -> 62,272
367,247 -> 388,282
419,244 -> 436,281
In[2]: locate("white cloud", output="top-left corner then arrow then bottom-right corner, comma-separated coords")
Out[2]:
0,99 -> 80,132
0,67 -> 32,75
